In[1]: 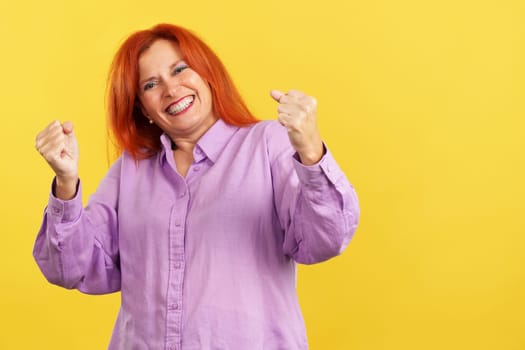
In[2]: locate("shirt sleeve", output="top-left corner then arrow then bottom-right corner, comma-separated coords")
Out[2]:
267,122 -> 360,264
32,158 -> 122,294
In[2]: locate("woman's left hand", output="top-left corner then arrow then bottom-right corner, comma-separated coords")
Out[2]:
270,89 -> 324,165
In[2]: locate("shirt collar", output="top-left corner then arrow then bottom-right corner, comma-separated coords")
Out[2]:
159,119 -> 239,165
193,119 -> 239,163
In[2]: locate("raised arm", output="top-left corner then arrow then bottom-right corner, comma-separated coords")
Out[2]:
269,90 -> 360,264
33,121 -> 121,294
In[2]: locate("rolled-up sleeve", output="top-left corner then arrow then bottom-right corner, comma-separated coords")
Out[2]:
269,124 -> 360,264
33,159 -> 122,294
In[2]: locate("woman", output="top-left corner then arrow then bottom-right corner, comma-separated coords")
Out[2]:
34,23 -> 359,350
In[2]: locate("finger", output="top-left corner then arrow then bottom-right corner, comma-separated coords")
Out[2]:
38,137 -> 66,158
277,113 -> 291,125
277,103 -> 304,116
36,120 -> 61,143
270,89 -> 285,103
286,90 -> 305,99
36,131 -> 62,153
44,120 -> 61,131
36,126 -> 64,150
277,114 -> 291,130
301,95 -> 318,111
275,91 -> 304,106
287,91 -> 317,111
288,95 -> 317,115
36,125 -> 66,149
62,121 -> 74,135
44,120 -> 63,135
277,113 -> 299,130
36,120 -> 62,141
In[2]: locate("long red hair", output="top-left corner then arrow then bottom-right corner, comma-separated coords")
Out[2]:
107,23 -> 258,159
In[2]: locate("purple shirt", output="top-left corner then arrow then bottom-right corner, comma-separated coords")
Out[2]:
33,119 -> 359,350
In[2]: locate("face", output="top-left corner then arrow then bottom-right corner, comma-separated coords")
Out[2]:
137,39 -> 217,142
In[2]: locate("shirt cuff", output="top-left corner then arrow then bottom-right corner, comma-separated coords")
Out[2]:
292,145 -> 344,187
47,177 -> 82,223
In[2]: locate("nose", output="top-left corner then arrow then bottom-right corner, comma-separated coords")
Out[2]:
163,76 -> 181,98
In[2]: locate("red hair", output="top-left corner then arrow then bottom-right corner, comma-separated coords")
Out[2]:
107,23 -> 258,159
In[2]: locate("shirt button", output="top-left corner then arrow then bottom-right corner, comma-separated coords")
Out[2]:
193,166 -> 200,172
179,191 -> 186,198
52,207 -> 61,214
175,220 -> 181,227
174,262 -> 182,269
170,303 -> 179,310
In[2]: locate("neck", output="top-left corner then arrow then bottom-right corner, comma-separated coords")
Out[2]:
168,116 -> 219,153
172,139 -> 196,154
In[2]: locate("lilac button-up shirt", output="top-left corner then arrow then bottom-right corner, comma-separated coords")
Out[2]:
33,119 -> 359,350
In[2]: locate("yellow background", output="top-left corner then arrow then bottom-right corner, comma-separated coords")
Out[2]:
0,0 -> 523,349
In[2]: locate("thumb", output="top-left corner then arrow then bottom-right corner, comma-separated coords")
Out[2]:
270,89 -> 285,103
62,121 -> 74,135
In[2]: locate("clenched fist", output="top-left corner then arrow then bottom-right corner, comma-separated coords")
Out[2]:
270,89 -> 324,165
35,120 -> 79,199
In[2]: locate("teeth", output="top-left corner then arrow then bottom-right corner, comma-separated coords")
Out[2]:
167,96 -> 194,115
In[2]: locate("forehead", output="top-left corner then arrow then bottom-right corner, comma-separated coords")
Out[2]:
138,39 -> 183,75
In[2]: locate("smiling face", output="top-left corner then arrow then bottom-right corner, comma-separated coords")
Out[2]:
137,39 -> 218,142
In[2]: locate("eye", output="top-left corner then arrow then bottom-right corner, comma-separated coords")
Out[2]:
143,81 -> 157,91
173,63 -> 189,75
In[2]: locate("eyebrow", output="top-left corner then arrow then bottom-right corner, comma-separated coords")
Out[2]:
139,60 -> 186,86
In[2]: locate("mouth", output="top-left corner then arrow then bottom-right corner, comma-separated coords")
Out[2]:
165,95 -> 195,116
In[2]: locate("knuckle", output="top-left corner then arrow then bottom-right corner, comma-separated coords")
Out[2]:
305,96 -> 317,108
299,104 -> 309,113
50,121 -> 62,132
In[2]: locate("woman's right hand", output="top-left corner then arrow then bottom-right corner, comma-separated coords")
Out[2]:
35,120 -> 79,200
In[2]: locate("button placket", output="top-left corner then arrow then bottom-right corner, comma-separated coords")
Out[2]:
165,189 -> 189,348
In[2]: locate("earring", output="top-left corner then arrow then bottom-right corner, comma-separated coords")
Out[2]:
149,119 -> 154,124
